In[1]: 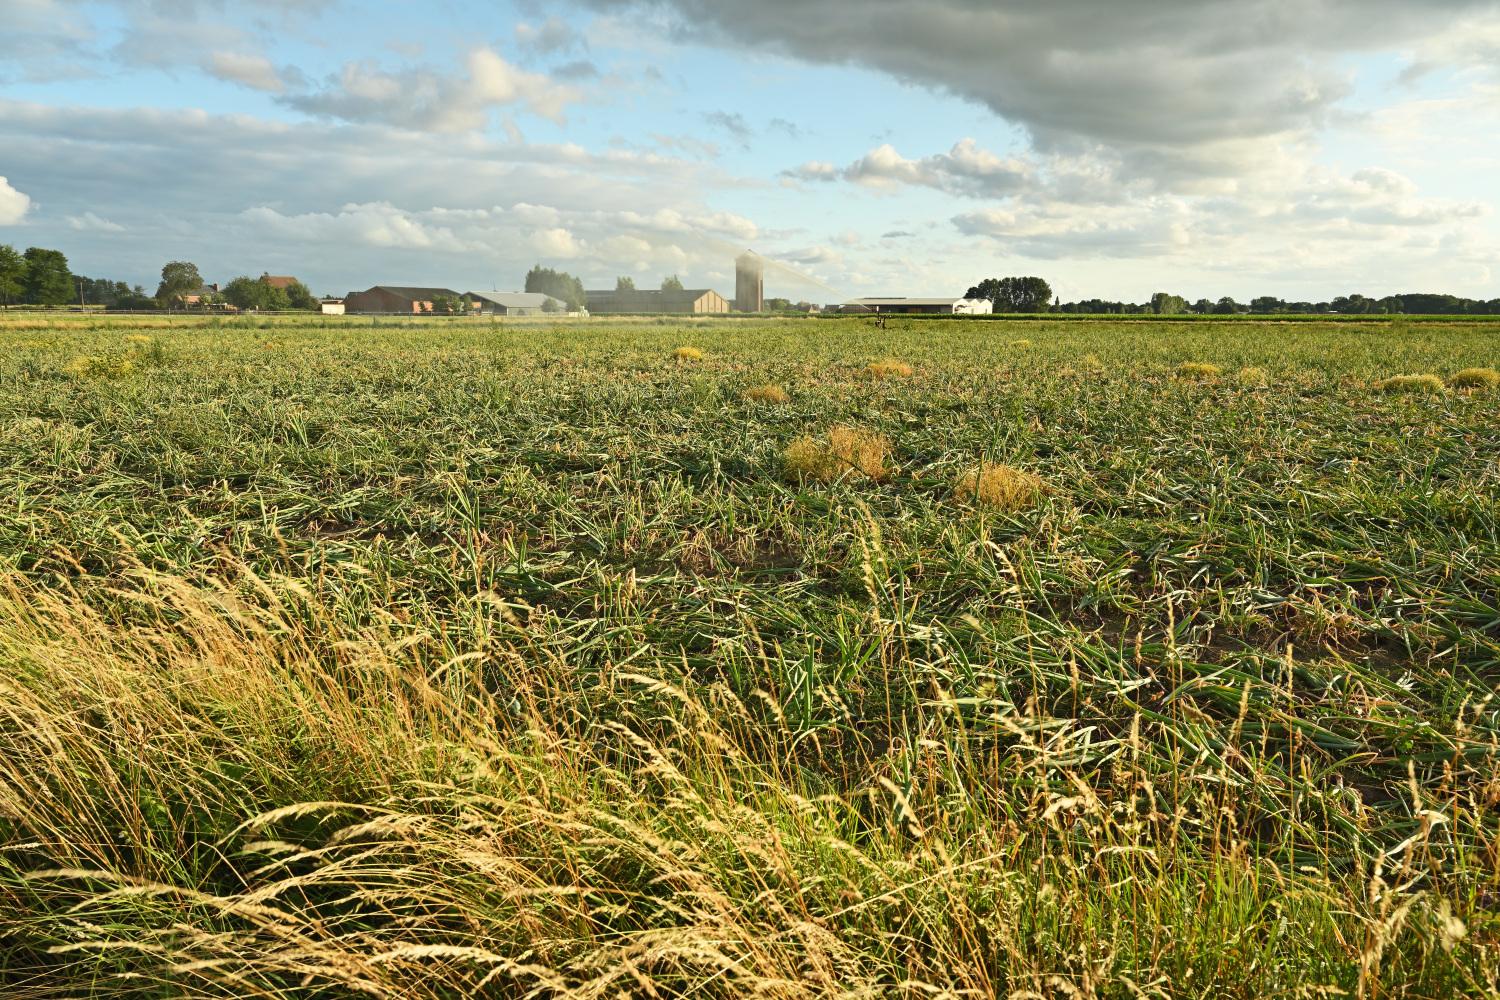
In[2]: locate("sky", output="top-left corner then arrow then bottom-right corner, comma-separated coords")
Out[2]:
1,0 -> 1498,303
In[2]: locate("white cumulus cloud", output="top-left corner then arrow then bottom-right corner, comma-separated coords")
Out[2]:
0,176 -> 31,224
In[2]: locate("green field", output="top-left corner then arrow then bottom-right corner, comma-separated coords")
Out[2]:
2,313 -> 1497,998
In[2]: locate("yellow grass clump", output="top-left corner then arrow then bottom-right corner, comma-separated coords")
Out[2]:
1447,367 -> 1500,390
125,334 -> 153,345
1237,366 -> 1270,386
1377,374 -> 1445,394
867,358 -> 914,379
1176,362 -> 1222,379
63,354 -> 133,379
783,426 -> 891,482
1010,339 -> 1032,348
673,346 -> 704,362
955,463 -> 1045,512
744,384 -> 789,404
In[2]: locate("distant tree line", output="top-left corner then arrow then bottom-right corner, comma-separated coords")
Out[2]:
965,275 -> 1500,315
0,244 -> 319,311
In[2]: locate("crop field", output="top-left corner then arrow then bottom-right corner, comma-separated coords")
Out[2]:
1,312 -> 1498,998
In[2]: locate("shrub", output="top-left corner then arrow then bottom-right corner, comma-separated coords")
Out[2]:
867,358 -> 914,379
744,384 -> 789,404
1176,362 -> 1222,379
782,426 -> 891,482
1377,374 -> 1445,394
1447,367 -> 1500,390
673,346 -> 704,362
955,463 -> 1045,512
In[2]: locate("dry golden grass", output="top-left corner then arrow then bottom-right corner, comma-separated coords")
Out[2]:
954,463 -> 1045,512
1236,365 -> 1270,387
63,354 -> 133,379
672,346 -> 704,362
1009,339 -> 1032,348
1176,361 -> 1222,379
1447,367 -> 1500,390
1377,373 -> 1445,394
743,384 -> 790,404
783,426 -> 891,481
866,358 -> 914,379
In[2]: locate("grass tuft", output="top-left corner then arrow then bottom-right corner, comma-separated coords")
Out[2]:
782,426 -> 891,481
867,358 -> 914,379
743,384 -> 790,404
1009,339 -> 1032,348
672,346 -> 704,362
1176,361 -> 1222,379
1236,365 -> 1270,387
954,463 -> 1045,511
1447,367 -> 1500,390
1377,373 -> 1445,394
63,354 -> 134,379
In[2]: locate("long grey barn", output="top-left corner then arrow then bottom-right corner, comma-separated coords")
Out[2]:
585,288 -> 730,314
468,291 -> 566,315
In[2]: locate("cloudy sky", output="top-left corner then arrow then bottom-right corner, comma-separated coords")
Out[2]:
2,0 -> 1498,301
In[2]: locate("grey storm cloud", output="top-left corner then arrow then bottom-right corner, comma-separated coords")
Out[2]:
577,0 -> 1500,177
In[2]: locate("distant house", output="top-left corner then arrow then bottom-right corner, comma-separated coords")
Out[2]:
182,282 -> 222,307
584,288 -> 730,315
319,299 -> 345,316
260,273 -> 302,292
345,285 -> 464,314
468,291 -> 566,316
841,297 -> 993,315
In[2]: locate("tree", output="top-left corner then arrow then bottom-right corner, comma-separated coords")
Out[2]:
429,294 -> 469,315
540,296 -> 561,314
964,276 -> 1053,312
616,276 -> 635,291
222,275 -> 289,311
283,280 -> 318,310
524,265 -> 585,311
1212,296 -> 1241,315
0,244 -> 23,307
1149,292 -> 1187,315
661,274 -> 683,291
22,247 -> 73,305
155,261 -> 203,308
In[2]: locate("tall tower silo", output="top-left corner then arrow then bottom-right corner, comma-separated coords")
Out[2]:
735,251 -> 764,313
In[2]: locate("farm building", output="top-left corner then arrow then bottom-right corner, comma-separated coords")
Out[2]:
260,273 -> 302,292
735,252 -> 764,313
182,283 -> 221,307
584,288 -> 730,314
319,299 -> 345,315
345,285 -> 464,314
841,297 -> 993,315
468,291 -> 567,316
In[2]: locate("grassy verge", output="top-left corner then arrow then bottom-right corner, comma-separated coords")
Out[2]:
1,315 -> 1497,997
